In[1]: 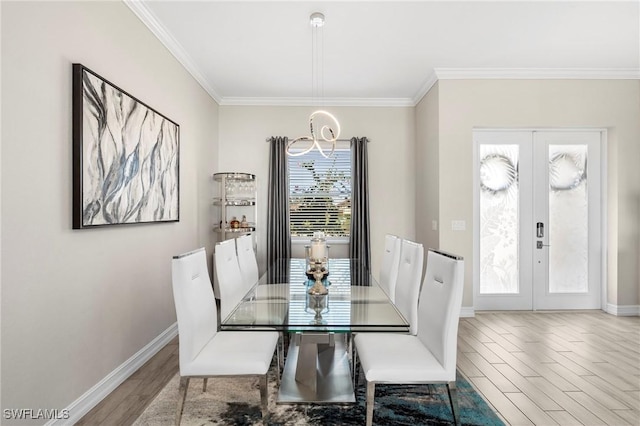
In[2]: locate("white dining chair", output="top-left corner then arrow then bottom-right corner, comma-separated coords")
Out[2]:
172,248 -> 279,424
222,236 -> 285,370
351,239 -> 422,385
236,234 -> 259,289
354,249 -> 465,426
214,239 -> 248,321
393,239 -> 424,335
379,234 -> 401,302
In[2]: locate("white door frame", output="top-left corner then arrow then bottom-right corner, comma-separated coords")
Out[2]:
472,128 -> 608,311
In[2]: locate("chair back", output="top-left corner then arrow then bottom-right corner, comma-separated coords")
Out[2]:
172,248 -> 217,375
215,239 -> 247,321
417,249 -> 464,378
236,234 -> 259,289
393,239 -> 424,335
379,234 -> 401,302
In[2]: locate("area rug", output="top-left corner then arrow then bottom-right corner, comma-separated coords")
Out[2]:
133,367 -> 504,426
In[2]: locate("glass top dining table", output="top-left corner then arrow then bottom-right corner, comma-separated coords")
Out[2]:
220,258 -> 410,404
220,258 -> 410,334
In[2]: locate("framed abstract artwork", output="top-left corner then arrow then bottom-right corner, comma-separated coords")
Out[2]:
72,64 -> 180,229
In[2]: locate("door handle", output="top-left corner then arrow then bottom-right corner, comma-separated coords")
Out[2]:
536,222 -> 549,249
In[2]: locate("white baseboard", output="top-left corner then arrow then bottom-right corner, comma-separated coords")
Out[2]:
606,304 -> 640,316
460,306 -> 475,318
46,322 -> 178,426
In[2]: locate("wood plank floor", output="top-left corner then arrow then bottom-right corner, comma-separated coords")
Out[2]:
78,311 -> 640,425
458,311 -> 640,426
75,337 -> 179,426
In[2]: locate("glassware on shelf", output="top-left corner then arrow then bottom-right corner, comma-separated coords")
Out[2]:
213,172 -> 257,238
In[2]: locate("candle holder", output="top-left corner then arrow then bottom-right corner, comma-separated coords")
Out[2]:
305,232 -> 329,274
305,231 -> 329,295
308,267 -> 329,296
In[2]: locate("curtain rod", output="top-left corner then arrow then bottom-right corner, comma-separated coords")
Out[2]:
265,137 -> 368,142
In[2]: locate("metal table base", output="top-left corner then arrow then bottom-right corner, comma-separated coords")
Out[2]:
277,333 -> 355,404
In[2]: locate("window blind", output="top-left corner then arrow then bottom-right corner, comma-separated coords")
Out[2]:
288,143 -> 351,237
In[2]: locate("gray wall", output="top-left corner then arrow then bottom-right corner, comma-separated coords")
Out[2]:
1,1 -> 218,421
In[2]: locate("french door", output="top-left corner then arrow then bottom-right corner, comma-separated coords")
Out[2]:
474,130 -> 603,310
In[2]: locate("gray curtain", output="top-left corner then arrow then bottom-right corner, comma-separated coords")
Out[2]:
267,137 -> 291,282
349,137 -> 371,285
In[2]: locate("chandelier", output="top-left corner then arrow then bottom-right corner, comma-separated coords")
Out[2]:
286,12 -> 341,159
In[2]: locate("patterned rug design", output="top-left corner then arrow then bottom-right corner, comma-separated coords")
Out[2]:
134,367 -> 504,425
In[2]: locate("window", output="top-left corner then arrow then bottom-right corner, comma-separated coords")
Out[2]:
288,141 -> 351,238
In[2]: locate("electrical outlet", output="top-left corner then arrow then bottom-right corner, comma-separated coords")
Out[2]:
432,220 -> 438,231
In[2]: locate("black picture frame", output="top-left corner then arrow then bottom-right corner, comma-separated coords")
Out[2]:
72,64 -> 180,229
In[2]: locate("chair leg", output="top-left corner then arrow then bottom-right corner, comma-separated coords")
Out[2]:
365,380 -> 375,426
259,374 -> 269,420
352,341 -> 358,388
203,378 -> 207,392
284,331 -> 291,362
175,377 -> 189,426
447,381 -> 460,426
279,332 -> 285,370
275,342 -> 281,385
353,360 -> 359,389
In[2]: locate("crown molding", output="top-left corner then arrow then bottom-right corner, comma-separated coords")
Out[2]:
123,0 -> 223,103
231,68 -> 640,107
411,67 -> 640,105
434,67 -> 640,80
412,71 -> 439,105
220,97 -> 415,107
122,2 -> 639,107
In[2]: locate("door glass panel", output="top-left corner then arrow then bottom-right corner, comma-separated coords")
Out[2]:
479,145 -> 519,294
548,145 -> 588,293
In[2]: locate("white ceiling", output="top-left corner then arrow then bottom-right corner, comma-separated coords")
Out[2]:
126,1 -> 640,106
